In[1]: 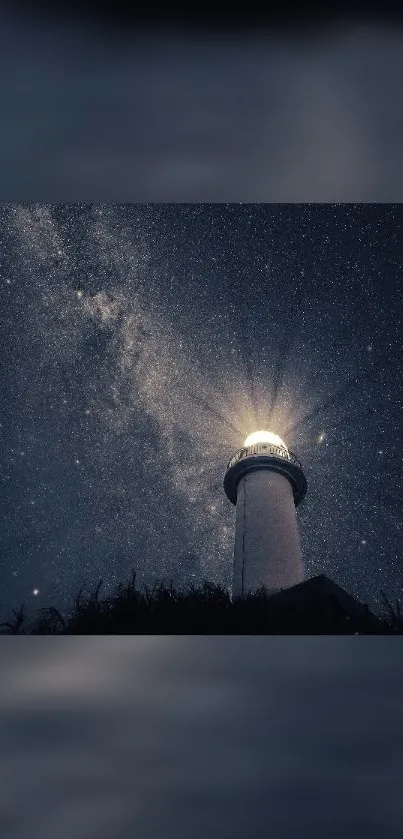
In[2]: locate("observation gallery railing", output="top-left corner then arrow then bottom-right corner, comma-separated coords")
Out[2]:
226,443 -> 303,472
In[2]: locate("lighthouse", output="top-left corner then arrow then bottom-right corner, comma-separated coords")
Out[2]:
224,430 -> 307,598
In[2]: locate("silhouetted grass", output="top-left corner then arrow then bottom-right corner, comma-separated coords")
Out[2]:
2,570 -> 402,634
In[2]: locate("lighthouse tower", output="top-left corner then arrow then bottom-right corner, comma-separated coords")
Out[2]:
224,431 -> 307,598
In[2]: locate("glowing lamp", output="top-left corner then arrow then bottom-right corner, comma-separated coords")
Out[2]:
244,430 -> 288,451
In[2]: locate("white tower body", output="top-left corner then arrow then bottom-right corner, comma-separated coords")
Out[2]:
224,435 -> 307,599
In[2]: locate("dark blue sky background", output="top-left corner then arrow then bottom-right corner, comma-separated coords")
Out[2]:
1,203 -> 402,617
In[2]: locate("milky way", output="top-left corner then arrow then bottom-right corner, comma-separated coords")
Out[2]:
1,203 -> 402,616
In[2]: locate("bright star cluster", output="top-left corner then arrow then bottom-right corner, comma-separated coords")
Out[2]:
0,203 -> 402,616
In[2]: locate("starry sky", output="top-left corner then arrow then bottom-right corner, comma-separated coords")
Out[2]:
1,203 -> 402,618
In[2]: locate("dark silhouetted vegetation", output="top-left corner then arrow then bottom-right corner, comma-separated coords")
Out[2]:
1,570 -> 402,634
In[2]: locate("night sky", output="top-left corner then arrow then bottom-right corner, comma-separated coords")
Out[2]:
1,203 -> 402,618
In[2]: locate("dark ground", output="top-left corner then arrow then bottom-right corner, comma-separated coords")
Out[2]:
1,572 -> 401,634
